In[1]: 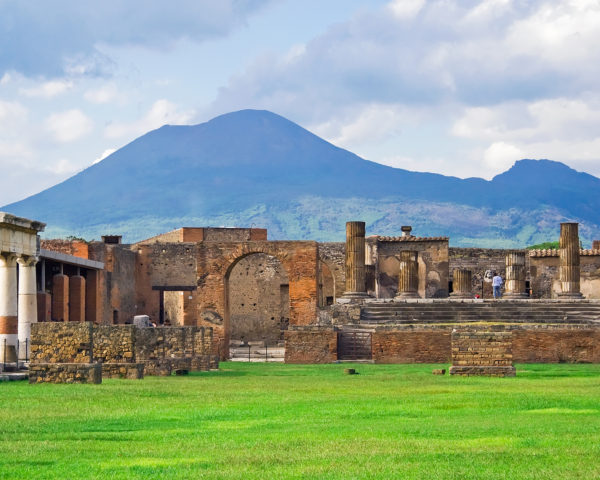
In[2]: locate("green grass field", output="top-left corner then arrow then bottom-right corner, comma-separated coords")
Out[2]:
1,363 -> 599,479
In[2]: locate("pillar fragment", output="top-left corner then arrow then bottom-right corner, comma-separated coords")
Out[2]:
0,253 -> 18,362
52,274 -> 69,321
395,251 -> 420,299
504,251 -> 528,299
342,221 -> 369,298
450,269 -> 472,298
17,255 -> 38,360
559,222 -> 584,298
69,275 -> 86,322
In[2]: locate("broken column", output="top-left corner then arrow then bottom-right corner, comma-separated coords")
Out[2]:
52,274 -> 69,321
17,255 -> 38,360
504,251 -> 528,299
450,269 -> 472,298
69,275 -> 86,323
559,222 -> 583,298
342,221 -> 369,298
0,253 -> 18,362
395,250 -> 420,299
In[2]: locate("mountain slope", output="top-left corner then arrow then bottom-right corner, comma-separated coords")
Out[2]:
3,109 -> 600,246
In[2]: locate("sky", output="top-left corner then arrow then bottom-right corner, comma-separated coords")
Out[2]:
1,0 -> 600,206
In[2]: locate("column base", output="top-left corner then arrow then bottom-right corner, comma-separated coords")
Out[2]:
558,292 -> 585,299
394,292 -> 420,300
503,293 -> 529,299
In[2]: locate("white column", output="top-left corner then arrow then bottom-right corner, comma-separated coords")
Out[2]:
0,253 -> 18,363
17,255 -> 38,361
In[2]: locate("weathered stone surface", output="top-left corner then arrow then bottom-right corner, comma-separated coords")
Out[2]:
559,223 -> 583,298
450,269 -> 472,298
449,366 -> 515,377
29,363 -> 102,384
284,327 -> 337,363
372,330 -> 451,363
30,322 -> 93,364
102,363 -> 144,379
450,326 -> 515,377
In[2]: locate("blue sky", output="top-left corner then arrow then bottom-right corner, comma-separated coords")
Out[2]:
1,0 -> 600,205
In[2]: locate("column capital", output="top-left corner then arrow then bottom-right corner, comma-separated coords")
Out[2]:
0,252 -> 18,267
17,255 -> 39,267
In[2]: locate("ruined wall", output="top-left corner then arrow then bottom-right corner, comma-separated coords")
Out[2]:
513,326 -> 600,362
284,327 -> 337,363
449,248 -> 515,297
228,253 -> 289,344
139,227 -> 268,244
529,251 -> 600,299
194,241 -> 319,356
369,238 -> 449,298
450,327 -> 515,376
41,239 -> 89,259
317,242 -> 345,301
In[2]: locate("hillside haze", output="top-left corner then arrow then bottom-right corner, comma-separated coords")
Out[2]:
3,109 -> 600,246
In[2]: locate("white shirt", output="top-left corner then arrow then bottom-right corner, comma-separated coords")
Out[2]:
492,275 -> 503,287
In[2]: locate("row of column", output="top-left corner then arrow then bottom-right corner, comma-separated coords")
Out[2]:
0,254 -> 38,362
342,221 -> 584,300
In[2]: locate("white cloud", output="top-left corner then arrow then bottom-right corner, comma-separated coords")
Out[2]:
387,0 -> 425,20
45,158 -> 80,175
19,80 -> 73,98
45,109 -> 94,143
483,142 -> 524,172
84,84 -> 118,104
0,73 -> 11,85
104,99 -> 194,139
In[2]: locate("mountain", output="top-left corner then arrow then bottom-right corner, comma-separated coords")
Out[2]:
3,109 -> 600,247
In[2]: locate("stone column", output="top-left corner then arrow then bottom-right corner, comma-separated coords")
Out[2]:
504,251 -> 527,299
395,250 -> 420,299
343,221 -> 369,298
17,255 -> 38,360
450,269 -> 472,298
559,222 -> 583,298
69,275 -> 86,322
0,253 -> 18,362
52,274 -> 69,321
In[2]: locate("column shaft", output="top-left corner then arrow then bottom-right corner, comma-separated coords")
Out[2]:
17,256 -> 38,360
52,274 -> 69,321
343,221 -> 369,298
504,252 -> 527,298
559,222 -> 583,298
450,269 -> 472,298
0,253 -> 18,362
395,251 -> 420,299
69,275 -> 86,322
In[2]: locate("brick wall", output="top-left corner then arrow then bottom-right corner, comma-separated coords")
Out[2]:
372,329 -> 451,363
450,326 -> 515,376
513,327 -> 600,363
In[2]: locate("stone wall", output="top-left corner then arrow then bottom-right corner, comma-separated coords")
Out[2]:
317,242 -> 345,302
30,322 -> 93,363
513,326 -> 600,363
450,326 -> 515,376
29,363 -> 102,384
284,327 -> 337,363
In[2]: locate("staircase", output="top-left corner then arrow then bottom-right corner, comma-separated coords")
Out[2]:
359,300 -> 600,326
229,341 -> 285,362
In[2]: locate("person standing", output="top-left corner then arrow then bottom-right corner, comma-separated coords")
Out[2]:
492,272 -> 503,299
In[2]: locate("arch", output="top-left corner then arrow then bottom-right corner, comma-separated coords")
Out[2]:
318,260 -> 336,307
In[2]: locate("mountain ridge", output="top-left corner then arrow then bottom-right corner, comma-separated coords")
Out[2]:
2,109 -> 599,247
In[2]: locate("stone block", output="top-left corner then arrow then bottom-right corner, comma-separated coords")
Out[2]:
102,363 -> 144,379
29,363 -> 102,384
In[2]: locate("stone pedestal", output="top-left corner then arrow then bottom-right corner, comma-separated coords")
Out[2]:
558,223 -> 583,298
0,253 -> 18,362
504,251 -> 528,299
395,251 -> 420,299
17,256 -> 38,360
342,221 -> 369,299
450,269 -> 472,298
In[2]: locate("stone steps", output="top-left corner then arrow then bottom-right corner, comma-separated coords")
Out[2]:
229,345 -> 285,362
360,301 -> 600,325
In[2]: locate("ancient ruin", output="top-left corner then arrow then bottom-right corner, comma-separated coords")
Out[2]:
2,210 -> 600,380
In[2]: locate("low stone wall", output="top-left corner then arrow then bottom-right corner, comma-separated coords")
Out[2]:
450,326 -> 515,376
29,323 -> 218,382
29,363 -> 102,384
31,322 -> 93,363
102,363 -> 144,379
284,327 -> 337,363
372,329 -> 451,363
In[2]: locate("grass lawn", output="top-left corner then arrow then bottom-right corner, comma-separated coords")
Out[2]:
1,362 -> 600,479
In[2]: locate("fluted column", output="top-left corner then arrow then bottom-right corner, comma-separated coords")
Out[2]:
17,255 -> 38,360
343,221 -> 369,298
559,222 -> 583,298
0,253 -> 18,363
504,251 -> 527,298
450,269 -> 472,298
395,250 -> 420,299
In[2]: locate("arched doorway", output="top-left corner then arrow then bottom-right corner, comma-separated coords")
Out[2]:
225,253 -> 290,360
318,261 -> 336,307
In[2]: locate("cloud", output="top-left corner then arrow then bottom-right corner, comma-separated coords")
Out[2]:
84,84 -> 118,104
94,148 -> 117,165
19,79 -> 73,98
45,109 -> 94,143
104,99 -> 194,139
0,1 -> 273,77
